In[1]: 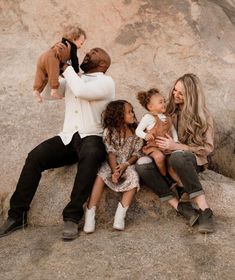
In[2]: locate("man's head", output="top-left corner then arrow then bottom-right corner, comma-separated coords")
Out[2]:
80,48 -> 111,74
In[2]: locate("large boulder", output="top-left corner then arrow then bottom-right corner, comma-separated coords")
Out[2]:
0,0 -> 234,223
1,168 -> 234,226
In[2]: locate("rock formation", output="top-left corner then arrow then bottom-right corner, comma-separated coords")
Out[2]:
0,0 -> 235,225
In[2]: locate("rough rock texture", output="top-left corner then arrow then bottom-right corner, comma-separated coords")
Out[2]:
0,1 -> 235,278
0,170 -> 235,280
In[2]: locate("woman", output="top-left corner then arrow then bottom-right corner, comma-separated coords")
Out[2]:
135,73 -> 214,233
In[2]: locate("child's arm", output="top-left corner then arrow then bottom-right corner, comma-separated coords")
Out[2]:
115,136 -> 144,175
136,114 -> 155,140
115,155 -> 138,176
107,152 -> 120,184
107,152 -> 118,174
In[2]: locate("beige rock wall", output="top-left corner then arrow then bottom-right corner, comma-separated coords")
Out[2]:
0,0 -> 235,216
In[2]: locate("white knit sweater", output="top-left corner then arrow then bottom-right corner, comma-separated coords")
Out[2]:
43,66 -> 115,145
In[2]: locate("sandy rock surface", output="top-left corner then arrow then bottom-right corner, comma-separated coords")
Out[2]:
0,1 -> 235,279
0,169 -> 235,280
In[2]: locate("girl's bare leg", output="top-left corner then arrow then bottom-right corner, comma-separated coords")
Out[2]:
87,176 -> 105,208
121,188 -> 137,207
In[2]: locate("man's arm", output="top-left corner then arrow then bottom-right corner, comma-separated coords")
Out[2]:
63,66 -> 115,100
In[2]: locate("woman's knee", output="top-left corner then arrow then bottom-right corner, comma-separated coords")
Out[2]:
169,151 -> 195,170
169,151 -> 186,169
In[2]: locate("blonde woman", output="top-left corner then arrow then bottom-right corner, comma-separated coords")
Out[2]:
136,73 -> 214,233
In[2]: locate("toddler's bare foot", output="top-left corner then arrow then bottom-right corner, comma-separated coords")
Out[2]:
51,89 -> 62,99
33,90 -> 43,103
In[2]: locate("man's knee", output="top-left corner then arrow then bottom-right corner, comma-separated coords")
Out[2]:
26,148 -> 40,164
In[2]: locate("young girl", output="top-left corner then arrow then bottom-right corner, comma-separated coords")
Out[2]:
136,88 -> 179,187
83,100 -> 143,233
33,24 -> 86,102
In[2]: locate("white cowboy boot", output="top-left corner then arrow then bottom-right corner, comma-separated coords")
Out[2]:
113,202 -> 129,230
83,206 -> 96,233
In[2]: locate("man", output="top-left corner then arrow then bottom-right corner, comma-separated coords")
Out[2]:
0,47 -> 115,240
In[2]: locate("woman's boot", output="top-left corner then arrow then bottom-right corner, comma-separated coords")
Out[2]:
198,208 -> 214,233
177,201 -> 199,226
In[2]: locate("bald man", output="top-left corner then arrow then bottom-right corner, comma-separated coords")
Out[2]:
0,48 -> 115,240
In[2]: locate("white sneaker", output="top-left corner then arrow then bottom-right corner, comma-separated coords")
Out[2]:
83,206 -> 96,233
113,202 -> 128,230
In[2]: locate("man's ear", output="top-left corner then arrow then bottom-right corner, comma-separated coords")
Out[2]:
99,60 -> 106,67
99,60 -> 108,72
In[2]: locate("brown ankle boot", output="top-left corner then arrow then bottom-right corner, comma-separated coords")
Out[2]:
177,202 -> 199,226
198,208 -> 214,233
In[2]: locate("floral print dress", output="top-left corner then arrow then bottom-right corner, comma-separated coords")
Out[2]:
98,128 -> 143,192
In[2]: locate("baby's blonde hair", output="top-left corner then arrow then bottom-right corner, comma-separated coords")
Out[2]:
62,24 -> 86,41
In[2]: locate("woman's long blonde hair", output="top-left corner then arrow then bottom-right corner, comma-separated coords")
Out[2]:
167,73 -> 209,146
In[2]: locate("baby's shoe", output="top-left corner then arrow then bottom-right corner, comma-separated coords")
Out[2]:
83,206 -> 96,233
113,202 -> 128,230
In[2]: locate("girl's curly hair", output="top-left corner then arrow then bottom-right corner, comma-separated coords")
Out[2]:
102,100 -> 137,147
137,88 -> 160,110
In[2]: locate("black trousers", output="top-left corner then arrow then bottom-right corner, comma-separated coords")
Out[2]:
9,133 -> 106,223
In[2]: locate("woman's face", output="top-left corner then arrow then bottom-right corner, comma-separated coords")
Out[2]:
173,81 -> 185,106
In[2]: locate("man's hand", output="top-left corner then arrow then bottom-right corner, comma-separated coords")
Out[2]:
54,42 -> 71,62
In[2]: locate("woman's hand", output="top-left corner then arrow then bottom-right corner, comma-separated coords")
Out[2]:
155,133 -> 177,151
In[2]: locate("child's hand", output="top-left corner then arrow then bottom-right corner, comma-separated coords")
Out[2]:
112,171 -> 120,184
115,162 -> 128,176
145,133 -> 155,141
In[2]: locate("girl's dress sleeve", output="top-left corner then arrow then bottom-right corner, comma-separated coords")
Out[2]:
132,136 -> 144,158
103,128 -> 117,154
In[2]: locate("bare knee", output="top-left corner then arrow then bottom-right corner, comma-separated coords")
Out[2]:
151,150 -> 165,164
